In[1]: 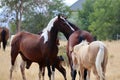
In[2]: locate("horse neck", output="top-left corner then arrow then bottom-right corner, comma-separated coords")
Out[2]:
49,28 -> 58,45
62,21 -> 80,40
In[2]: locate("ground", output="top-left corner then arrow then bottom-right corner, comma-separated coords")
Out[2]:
0,40 -> 120,80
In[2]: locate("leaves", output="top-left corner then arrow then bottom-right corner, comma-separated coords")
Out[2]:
74,0 -> 120,40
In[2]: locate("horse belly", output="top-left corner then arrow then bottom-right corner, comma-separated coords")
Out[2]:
20,45 -> 43,62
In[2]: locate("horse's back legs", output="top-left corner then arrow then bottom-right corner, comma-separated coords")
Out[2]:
20,60 -> 26,80
10,47 -> 19,80
55,64 -> 67,80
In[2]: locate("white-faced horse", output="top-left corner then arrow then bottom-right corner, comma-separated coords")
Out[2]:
72,40 -> 108,80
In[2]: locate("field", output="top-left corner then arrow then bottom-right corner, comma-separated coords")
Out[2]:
0,40 -> 120,80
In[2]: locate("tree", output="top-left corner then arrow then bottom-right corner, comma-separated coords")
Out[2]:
77,0 -> 95,31
22,0 -> 71,33
1,0 -> 70,33
89,0 -> 120,40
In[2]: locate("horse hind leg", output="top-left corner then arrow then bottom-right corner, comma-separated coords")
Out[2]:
55,64 -> 67,80
10,47 -> 19,80
20,60 -> 26,80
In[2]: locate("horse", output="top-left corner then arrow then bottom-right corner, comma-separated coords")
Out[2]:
54,16 -> 94,80
72,40 -> 108,80
0,27 -> 9,50
24,55 -> 65,80
10,15 -> 68,80
23,33 -> 65,80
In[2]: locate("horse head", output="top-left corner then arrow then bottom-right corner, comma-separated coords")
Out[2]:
54,14 -> 77,39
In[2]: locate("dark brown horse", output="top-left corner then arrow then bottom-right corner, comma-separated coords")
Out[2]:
10,15 -> 69,80
24,32 -> 65,80
0,27 -> 9,50
53,16 -> 94,80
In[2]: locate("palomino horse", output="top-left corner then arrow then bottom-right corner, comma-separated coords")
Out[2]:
0,27 -> 9,50
67,30 -> 94,80
72,40 -> 108,80
10,15 -> 68,80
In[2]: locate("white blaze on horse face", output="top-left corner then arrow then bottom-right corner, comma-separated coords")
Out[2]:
41,16 -> 58,43
61,17 -> 75,31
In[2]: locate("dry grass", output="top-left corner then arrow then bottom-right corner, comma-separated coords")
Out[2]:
0,40 -> 120,80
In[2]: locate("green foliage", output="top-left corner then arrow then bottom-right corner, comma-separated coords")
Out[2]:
73,0 -> 120,40
0,0 -> 70,34
75,0 -> 95,31
89,0 -> 120,40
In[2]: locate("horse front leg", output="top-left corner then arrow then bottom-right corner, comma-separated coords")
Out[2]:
47,64 -> 52,80
71,68 -> 77,80
20,60 -> 26,80
51,65 -> 55,80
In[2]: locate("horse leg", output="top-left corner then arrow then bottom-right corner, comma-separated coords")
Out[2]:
10,47 -> 19,80
1,29 -> 7,50
47,64 -> 52,80
20,60 -> 26,80
93,66 -> 100,80
86,69 -> 91,80
38,66 -> 45,80
67,51 -> 77,80
10,65 -> 14,80
71,67 -> 77,80
51,65 -> 55,80
79,66 -> 84,80
55,64 -> 67,80
84,69 -> 87,80
26,61 -> 32,69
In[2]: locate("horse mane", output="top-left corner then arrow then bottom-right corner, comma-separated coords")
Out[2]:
67,21 -> 80,31
79,40 -> 89,46
73,40 -> 89,54
41,16 -> 58,43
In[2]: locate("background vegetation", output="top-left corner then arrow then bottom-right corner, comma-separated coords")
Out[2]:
0,0 -> 120,40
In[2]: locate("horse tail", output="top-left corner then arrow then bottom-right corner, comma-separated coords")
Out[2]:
95,42 -> 105,79
1,29 -> 7,50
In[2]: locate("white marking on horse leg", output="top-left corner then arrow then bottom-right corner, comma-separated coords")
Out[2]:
38,70 -> 42,80
51,71 -> 55,80
10,65 -> 14,80
42,68 -> 45,80
20,60 -> 26,80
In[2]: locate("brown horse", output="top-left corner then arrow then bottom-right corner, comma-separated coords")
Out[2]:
72,40 -> 108,80
54,16 -> 94,80
0,27 -> 9,50
24,32 -> 65,80
10,15 -> 68,80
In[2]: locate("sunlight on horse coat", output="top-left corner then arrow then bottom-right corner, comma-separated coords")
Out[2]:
72,40 -> 108,80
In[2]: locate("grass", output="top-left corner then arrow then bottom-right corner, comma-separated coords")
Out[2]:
0,40 -> 120,80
